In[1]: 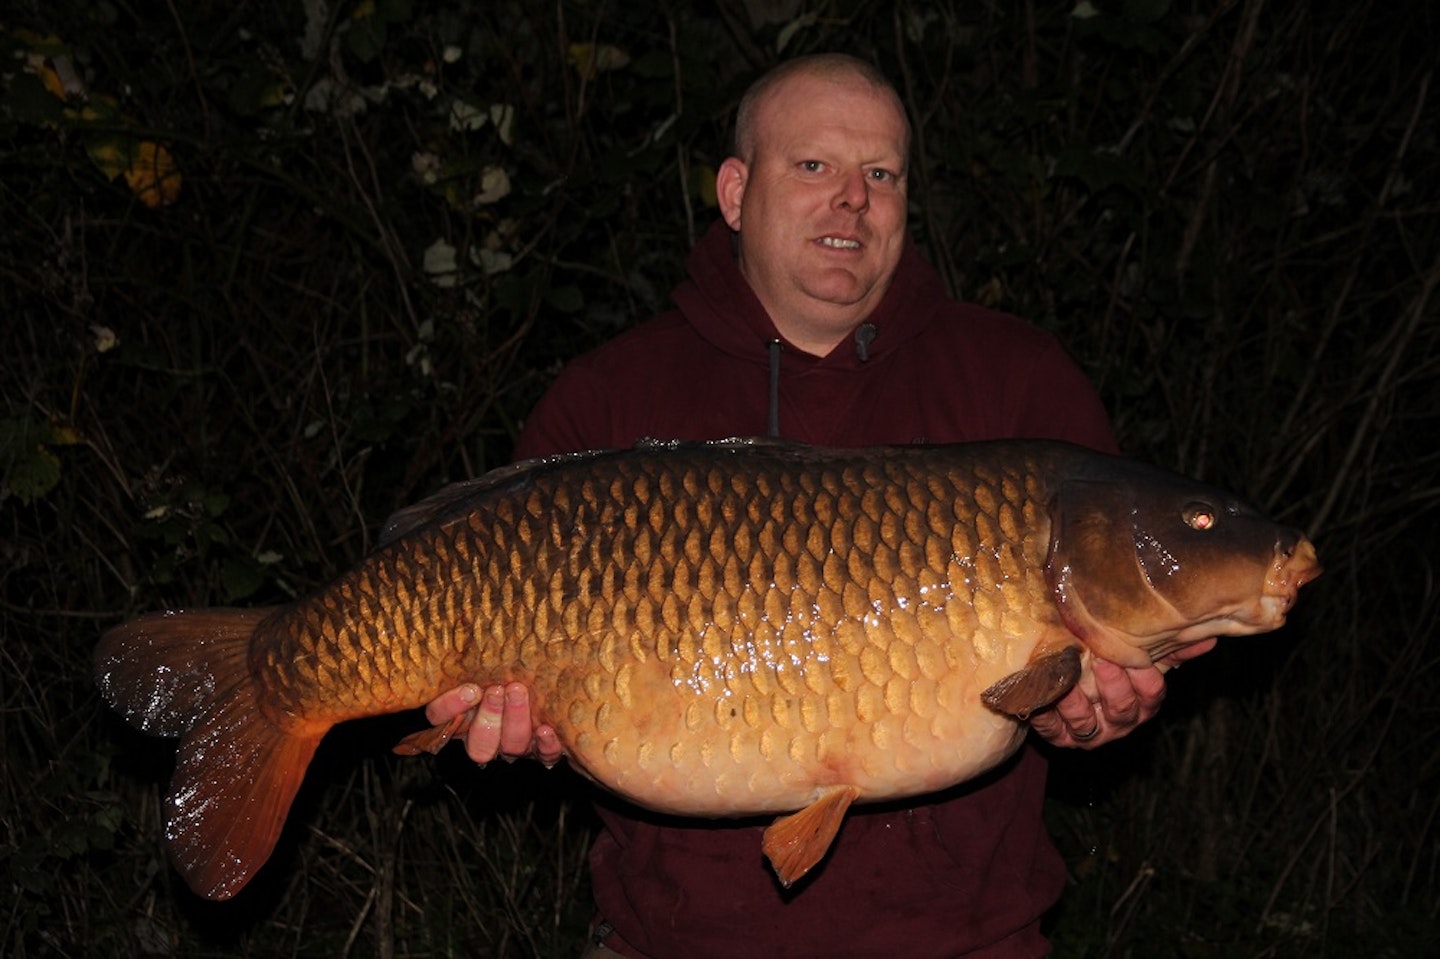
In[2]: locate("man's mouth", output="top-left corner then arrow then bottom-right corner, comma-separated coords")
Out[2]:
818,236 -> 861,250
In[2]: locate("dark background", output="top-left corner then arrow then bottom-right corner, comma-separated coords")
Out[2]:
2,1 -> 1437,955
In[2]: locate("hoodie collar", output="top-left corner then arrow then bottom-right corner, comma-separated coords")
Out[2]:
671,220 -> 948,373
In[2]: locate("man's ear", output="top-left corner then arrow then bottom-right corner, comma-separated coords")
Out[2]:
716,157 -> 746,231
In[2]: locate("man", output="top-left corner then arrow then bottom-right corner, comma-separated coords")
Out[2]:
424,54 -> 1213,958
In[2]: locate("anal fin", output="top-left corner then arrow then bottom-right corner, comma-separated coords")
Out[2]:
761,784 -> 860,887
981,643 -> 1083,720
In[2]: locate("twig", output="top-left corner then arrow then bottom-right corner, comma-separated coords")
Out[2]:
1267,69 -> 1433,505
1304,246 -> 1440,538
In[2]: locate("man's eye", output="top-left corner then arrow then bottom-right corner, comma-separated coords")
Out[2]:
800,160 -> 824,173
868,168 -> 893,182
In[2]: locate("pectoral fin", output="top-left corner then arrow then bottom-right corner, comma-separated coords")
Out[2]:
981,643 -> 1082,719
761,784 -> 860,887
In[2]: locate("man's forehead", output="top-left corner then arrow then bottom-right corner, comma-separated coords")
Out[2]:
753,75 -> 907,152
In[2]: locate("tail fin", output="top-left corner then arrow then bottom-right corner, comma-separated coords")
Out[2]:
95,609 -> 328,900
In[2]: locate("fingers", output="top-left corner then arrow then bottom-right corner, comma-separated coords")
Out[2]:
1030,684 -> 1104,747
460,682 -> 566,767
534,724 -> 565,768
497,682 -> 537,758
425,683 -> 481,725
1092,658 -> 1160,729
421,682 -> 566,767
462,684 -> 512,764
1030,660 -> 1168,749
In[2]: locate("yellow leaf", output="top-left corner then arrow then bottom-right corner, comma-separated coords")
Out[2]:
69,95 -> 123,126
693,164 -> 718,208
976,275 -> 1006,308
567,43 -> 630,80
86,138 -> 130,180
25,54 -> 68,100
123,142 -> 182,208
14,29 -> 66,54
47,422 -> 83,446
17,33 -> 84,100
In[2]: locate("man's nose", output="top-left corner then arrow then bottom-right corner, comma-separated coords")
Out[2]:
834,169 -> 869,212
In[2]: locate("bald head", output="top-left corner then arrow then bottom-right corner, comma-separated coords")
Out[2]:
714,53 -> 911,356
732,54 -> 911,163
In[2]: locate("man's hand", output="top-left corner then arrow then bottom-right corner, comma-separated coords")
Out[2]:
424,682 -> 565,766
1029,640 -> 1218,749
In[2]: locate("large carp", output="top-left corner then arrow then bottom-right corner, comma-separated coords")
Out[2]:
95,438 -> 1320,900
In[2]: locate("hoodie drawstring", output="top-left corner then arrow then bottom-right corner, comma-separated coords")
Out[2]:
766,325 -> 876,438
767,339 -> 783,438
854,322 -> 877,362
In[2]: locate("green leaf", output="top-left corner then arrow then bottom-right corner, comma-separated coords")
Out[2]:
346,15 -> 387,62
222,556 -> 264,601
545,284 -> 584,314
378,0 -> 413,23
0,417 -> 63,504
201,490 -> 230,517
2,72 -> 66,125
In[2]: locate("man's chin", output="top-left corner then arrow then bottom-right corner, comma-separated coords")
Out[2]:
799,272 -> 878,308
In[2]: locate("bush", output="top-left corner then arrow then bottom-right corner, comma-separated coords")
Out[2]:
3,1 -> 1436,955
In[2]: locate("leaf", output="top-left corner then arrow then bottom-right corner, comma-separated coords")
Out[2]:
222,557 -> 264,602
347,6 -> 388,63
422,238 -> 460,286
776,13 -> 818,53
473,166 -> 511,205
568,43 -> 630,80
85,137 -> 131,181
7,447 -> 61,503
477,248 -> 513,275
692,164 -> 718,208
45,422 -> 82,446
1124,0 -> 1173,24
3,72 -> 66,125
0,417 -> 63,504
90,324 -> 119,353
545,285 -> 584,314
449,99 -> 489,132
123,142 -> 182,208
490,103 -> 515,145
377,0 -> 413,23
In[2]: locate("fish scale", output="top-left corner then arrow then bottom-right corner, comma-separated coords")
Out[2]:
95,438 -> 1320,899
286,448 -> 1016,809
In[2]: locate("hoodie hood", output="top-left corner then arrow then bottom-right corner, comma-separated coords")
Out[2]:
672,220 -> 950,375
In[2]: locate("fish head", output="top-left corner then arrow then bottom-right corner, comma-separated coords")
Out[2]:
1046,460 -> 1321,667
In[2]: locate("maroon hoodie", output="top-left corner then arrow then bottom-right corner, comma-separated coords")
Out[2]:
514,221 -> 1116,959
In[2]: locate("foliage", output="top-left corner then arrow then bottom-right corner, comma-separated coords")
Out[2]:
2,0 -> 1437,956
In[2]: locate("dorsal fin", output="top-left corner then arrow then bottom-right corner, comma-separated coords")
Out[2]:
377,449 -> 612,547
377,437 -> 807,548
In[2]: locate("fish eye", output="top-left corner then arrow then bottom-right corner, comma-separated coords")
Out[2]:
1183,503 -> 1217,530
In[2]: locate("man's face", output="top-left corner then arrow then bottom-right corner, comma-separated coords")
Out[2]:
717,71 -> 909,356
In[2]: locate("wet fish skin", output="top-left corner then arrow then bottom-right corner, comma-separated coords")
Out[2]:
94,439 -> 1320,899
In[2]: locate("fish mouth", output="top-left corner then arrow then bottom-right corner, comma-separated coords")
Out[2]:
1136,535 -> 1322,658
1262,536 -> 1322,617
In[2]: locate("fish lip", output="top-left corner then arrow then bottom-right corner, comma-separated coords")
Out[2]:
1263,537 -> 1322,612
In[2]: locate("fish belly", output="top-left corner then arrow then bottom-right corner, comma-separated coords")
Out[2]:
489,446 -> 1054,815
